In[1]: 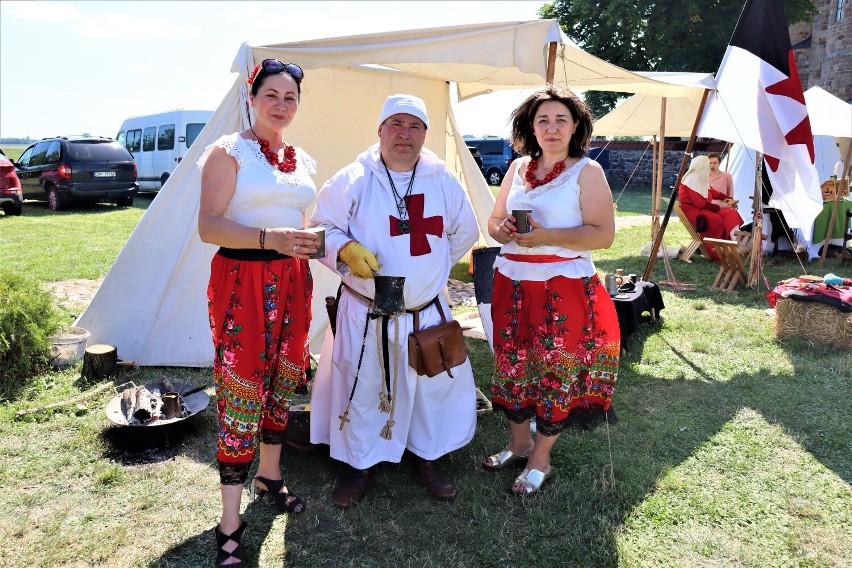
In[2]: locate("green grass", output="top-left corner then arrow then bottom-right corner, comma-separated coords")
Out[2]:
0,192 -> 850,567
0,144 -> 29,162
0,195 -> 153,279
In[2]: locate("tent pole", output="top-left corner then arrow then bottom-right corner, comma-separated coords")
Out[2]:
748,153 -> 764,288
654,98 -> 667,241
546,42 -> 557,83
818,142 -> 852,266
651,135 -> 658,239
641,88 -> 711,282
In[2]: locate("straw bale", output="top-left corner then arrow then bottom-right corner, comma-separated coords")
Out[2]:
774,298 -> 852,349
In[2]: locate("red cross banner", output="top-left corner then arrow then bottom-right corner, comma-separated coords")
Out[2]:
697,0 -> 823,233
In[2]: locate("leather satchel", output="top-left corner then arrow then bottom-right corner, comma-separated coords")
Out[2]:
407,299 -> 467,378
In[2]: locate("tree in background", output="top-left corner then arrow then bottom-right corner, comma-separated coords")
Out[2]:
539,0 -> 818,118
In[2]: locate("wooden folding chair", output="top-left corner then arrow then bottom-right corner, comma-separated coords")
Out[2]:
662,198 -> 712,262
703,238 -> 747,292
731,229 -> 766,265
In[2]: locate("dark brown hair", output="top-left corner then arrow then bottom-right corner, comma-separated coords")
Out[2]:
510,84 -> 593,159
251,69 -> 301,100
708,152 -> 722,161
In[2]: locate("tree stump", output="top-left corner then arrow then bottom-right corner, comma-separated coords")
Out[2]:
81,344 -> 118,381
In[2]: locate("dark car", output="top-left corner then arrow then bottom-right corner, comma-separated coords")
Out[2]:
465,137 -> 520,185
0,149 -> 23,216
14,136 -> 138,211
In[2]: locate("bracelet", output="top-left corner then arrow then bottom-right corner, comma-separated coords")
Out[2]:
259,228 -> 267,250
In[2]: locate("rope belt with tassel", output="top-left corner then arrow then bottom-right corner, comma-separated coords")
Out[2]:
337,285 -> 436,441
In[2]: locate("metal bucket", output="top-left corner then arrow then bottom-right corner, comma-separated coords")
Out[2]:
49,326 -> 90,368
372,275 -> 406,315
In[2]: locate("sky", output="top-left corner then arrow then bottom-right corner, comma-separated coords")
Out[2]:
0,0 -> 547,141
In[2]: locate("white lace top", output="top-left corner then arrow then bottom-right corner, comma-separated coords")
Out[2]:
196,133 -> 317,230
494,156 -> 596,281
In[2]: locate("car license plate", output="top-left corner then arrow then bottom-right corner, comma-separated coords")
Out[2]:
93,171 -> 116,178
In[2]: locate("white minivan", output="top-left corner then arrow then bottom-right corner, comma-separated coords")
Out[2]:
116,109 -> 213,191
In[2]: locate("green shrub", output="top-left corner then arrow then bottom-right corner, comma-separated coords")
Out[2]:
0,271 -> 62,396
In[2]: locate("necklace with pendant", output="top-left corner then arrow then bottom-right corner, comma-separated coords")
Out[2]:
381,157 -> 418,234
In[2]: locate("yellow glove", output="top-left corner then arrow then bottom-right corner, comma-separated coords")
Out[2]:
339,241 -> 379,279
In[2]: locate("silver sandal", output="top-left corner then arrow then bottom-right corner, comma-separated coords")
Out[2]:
482,448 -> 530,471
511,467 -> 552,495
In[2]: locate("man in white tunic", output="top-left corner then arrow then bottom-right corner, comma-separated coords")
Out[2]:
309,94 -> 479,508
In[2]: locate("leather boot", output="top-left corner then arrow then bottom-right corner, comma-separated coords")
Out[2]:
331,467 -> 374,509
411,457 -> 457,501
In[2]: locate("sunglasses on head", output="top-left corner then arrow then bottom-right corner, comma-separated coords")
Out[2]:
260,59 -> 304,84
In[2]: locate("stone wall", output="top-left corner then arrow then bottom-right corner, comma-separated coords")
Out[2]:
792,0 -> 851,102
591,140 -> 727,189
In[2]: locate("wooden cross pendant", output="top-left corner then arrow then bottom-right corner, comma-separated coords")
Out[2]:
338,411 -> 351,431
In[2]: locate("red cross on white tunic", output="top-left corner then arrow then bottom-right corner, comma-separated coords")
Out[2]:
389,193 -> 443,256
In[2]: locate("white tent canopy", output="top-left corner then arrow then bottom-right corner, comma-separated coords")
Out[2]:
804,86 -> 851,172
592,72 -> 714,137
75,20 -> 711,367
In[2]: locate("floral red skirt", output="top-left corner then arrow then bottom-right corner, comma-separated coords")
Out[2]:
207,253 -> 312,469
490,272 -> 619,435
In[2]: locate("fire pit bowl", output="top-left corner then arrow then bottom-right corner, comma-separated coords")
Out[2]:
105,380 -> 210,427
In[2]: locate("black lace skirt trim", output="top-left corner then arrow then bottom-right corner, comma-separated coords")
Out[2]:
219,462 -> 250,485
260,428 -> 286,445
494,403 -> 618,436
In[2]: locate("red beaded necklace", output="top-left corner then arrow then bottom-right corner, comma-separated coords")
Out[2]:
251,127 -> 297,173
525,157 -> 566,188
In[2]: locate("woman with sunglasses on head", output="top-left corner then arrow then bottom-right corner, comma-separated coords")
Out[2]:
483,84 -> 620,496
197,59 -> 318,567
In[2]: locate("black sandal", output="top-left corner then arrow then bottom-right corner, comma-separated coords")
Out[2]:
250,476 -> 305,514
215,520 -> 247,567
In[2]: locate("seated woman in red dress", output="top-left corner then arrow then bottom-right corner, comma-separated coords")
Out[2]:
678,155 -> 744,262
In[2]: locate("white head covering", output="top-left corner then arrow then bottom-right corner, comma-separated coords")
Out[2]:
681,155 -> 711,198
378,94 -> 429,128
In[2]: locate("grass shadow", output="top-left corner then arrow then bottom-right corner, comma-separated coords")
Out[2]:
100,415 -> 210,466
152,498 -> 279,568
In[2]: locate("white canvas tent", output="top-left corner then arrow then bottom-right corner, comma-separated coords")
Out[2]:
591,72 -> 714,237
592,72 -> 714,137
75,20 -> 695,367
804,86 -> 852,163
595,80 -> 850,246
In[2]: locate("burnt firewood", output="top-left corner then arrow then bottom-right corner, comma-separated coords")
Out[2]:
133,387 -> 153,422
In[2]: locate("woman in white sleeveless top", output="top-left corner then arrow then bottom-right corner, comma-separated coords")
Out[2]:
483,85 -> 621,496
197,60 -> 318,567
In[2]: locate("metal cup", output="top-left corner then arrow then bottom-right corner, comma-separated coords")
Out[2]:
605,274 -> 618,295
305,227 -> 325,259
161,392 -> 181,419
512,209 -> 532,233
